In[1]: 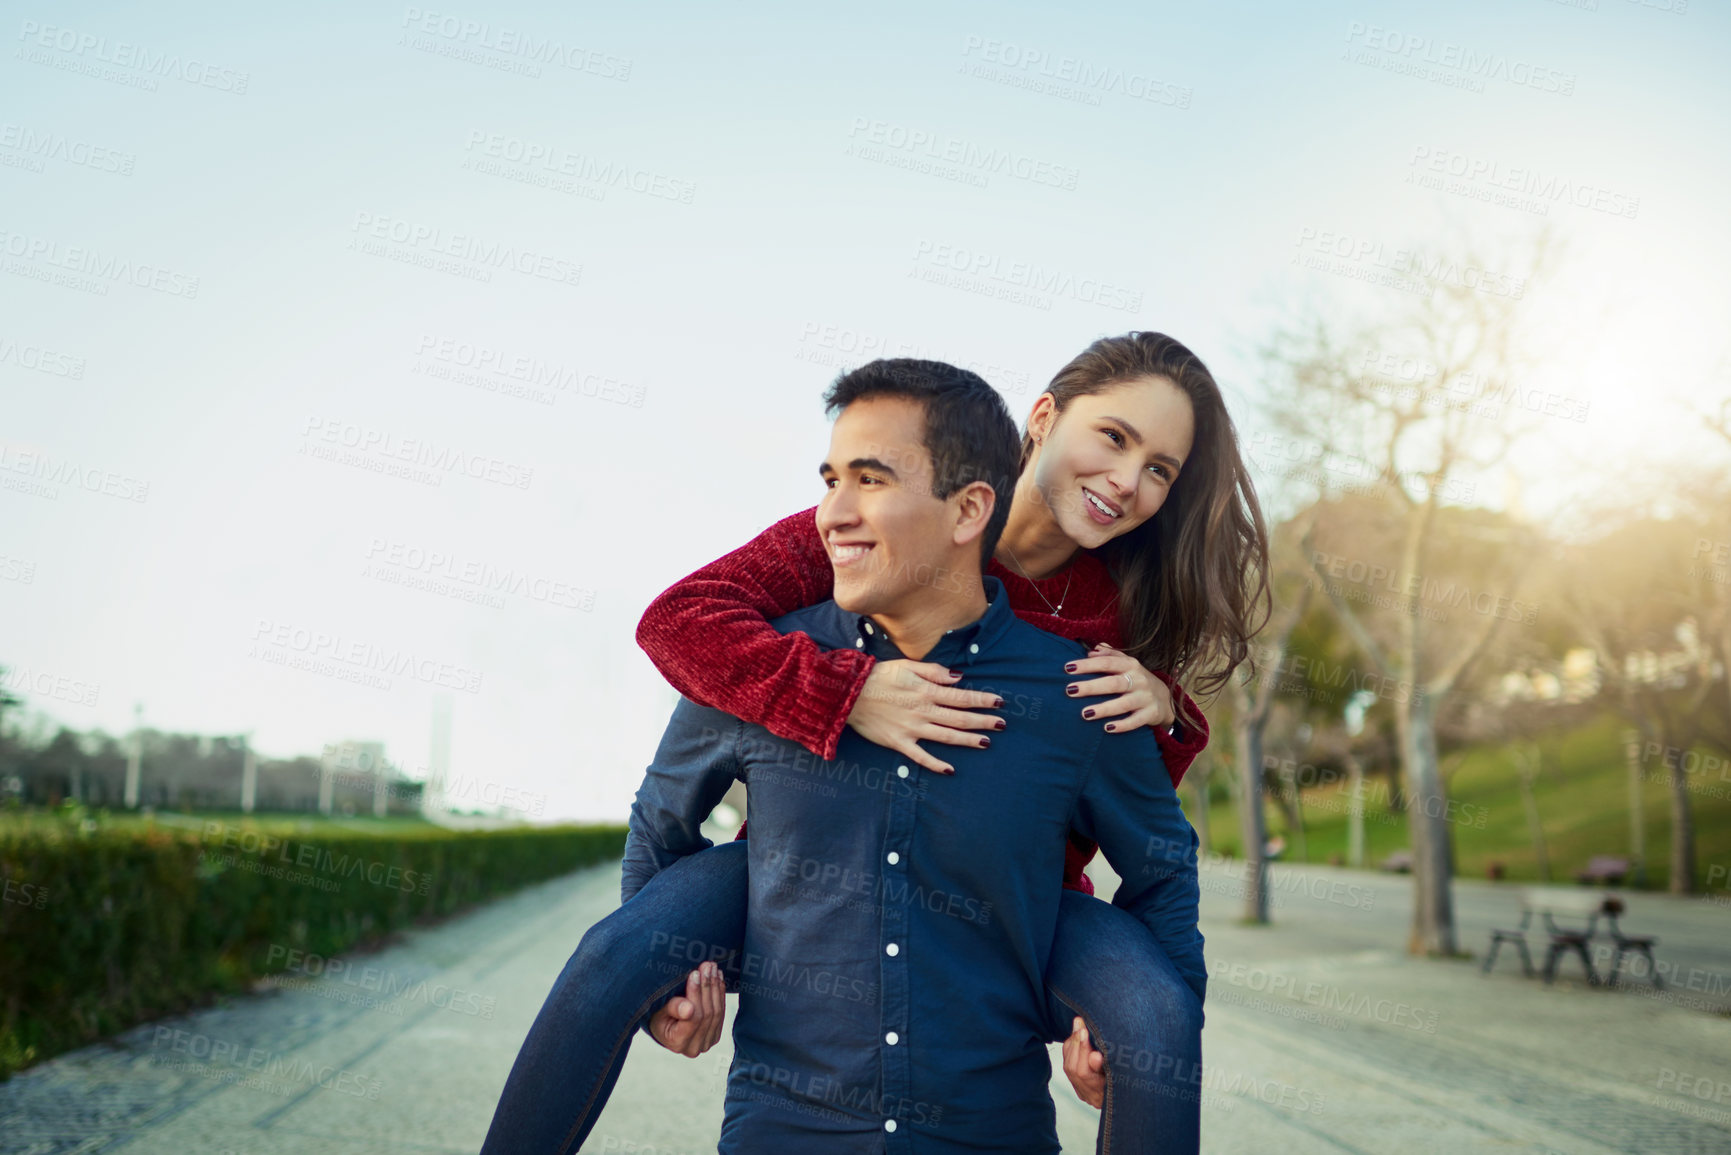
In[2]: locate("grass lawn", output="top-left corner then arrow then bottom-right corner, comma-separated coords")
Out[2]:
1189,712 -> 1731,891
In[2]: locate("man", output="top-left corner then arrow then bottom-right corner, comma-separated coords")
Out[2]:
624,358 -> 1204,1152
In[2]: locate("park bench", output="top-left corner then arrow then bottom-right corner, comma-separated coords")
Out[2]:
1482,888 -> 1661,987
1576,856 -> 1629,886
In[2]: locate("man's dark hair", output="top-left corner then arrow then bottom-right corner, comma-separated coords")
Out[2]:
822,358 -> 1019,565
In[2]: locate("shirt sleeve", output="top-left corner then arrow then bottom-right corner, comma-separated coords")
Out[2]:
635,506 -> 874,761
622,700 -> 748,906
1071,728 -> 1207,1005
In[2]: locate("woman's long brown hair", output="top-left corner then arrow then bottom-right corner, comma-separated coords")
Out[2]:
1020,332 -> 1272,722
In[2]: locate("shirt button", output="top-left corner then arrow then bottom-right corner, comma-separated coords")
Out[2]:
885,1119 -> 897,1132
896,765 -> 909,778
886,851 -> 900,865
969,643 -> 979,654
864,622 -> 874,634
886,1031 -> 899,1045
855,638 -> 864,648
886,942 -> 899,957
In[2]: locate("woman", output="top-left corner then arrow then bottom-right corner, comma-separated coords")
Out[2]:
481,332 -> 1270,1155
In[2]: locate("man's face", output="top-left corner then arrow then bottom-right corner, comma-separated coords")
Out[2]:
816,395 -> 965,618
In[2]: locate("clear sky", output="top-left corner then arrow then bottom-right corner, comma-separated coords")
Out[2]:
4,0 -> 1728,821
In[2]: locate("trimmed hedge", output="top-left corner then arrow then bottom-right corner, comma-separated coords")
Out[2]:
0,819 -> 626,1079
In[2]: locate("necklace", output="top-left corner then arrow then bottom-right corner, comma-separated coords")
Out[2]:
1000,542 -> 1075,617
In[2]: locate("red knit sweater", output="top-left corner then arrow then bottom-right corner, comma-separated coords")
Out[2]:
635,506 -> 1210,896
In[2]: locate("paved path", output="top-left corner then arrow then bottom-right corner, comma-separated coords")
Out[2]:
4,857 -> 1729,1154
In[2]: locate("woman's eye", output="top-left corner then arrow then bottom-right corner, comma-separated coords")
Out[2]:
1103,429 -> 1124,447
1147,463 -> 1168,479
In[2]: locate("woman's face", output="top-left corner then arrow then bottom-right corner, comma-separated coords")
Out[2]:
1027,376 -> 1196,550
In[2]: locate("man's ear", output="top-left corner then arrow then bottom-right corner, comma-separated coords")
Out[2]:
950,480 -> 998,550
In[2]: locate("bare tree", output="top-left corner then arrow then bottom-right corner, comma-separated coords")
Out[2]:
1255,230 -> 1559,955
1228,560 -> 1313,924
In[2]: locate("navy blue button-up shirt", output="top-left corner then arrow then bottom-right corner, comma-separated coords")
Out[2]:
624,576 -> 1203,1154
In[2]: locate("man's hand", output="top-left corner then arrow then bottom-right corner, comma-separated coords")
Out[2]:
648,960 -> 727,1057
1061,1016 -> 1106,1108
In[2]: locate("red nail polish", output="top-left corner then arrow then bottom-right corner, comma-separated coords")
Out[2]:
1065,662 -> 1077,673
1082,708 -> 1095,719
1066,685 -> 1079,696
1104,723 -> 1115,732
994,718 -> 1006,730
979,736 -> 990,749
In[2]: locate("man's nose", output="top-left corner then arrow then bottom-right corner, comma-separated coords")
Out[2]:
817,485 -> 859,533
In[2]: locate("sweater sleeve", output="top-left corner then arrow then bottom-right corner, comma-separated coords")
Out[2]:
636,506 -> 874,761
1151,672 -> 1210,788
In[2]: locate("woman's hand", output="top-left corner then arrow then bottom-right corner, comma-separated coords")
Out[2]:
847,659 -> 1005,775
648,961 -> 727,1058
1063,643 -> 1174,732
1061,1017 -> 1106,1108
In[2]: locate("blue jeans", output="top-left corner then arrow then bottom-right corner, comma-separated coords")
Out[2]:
480,840 -> 1202,1154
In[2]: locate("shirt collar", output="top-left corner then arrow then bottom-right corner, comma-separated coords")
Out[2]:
847,575 -> 1016,667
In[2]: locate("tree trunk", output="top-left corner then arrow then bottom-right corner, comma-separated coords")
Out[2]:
1345,753 -> 1366,868
1622,727 -> 1646,888
1282,760 -> 1308,863
1189,759 -> 1212,858
1516,747 -> 1550,883
1237,720 -> 1268,924
1669,749 -> 1696,894
1399,695 -> 1457,955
